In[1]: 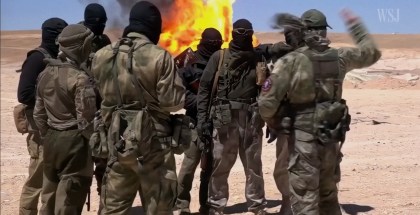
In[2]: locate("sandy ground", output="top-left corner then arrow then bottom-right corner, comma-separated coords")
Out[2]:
1,31 -> 420,214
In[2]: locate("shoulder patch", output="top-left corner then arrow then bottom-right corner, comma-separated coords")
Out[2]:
262,78 -> 272,92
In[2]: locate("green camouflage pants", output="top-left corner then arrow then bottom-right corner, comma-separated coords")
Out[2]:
288,129 -> 341,215
273,134 -> 291,198
101,139 -> 177,215
209,109 -> 266,213
40,129 -> 93,215
176,138 -> 212,213
19,132 -> 43,215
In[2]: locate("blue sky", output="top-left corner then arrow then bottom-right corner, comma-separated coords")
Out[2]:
1,0 -> 419,33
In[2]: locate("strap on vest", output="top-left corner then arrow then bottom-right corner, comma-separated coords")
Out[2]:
300,48 -> 340,103
110,38 -> 151,110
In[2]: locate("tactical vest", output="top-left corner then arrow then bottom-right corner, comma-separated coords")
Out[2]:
300,48 -> 342,103
215,49 -> 262,102
16,47 -> 51,73
28,47 -> 52,59
295,48 -> 351,144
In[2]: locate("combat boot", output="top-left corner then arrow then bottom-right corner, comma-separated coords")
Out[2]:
279,195 -> 292,215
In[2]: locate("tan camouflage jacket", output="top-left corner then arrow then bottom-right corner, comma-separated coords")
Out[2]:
33,58 -> 97,136
91,33 -> 185,133
258,19 -> 382,122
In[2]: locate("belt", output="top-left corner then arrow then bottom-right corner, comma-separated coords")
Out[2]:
49,125 -> 78,131
215,97 -> 256,105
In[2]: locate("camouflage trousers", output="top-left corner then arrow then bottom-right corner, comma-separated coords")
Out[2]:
209,109 -> 266,213
273,134 -> 291,198
19,132 -> 43,215
176,138 -> 212,213
288,129 -> 342,215
40,128 -> 93,215
101,138 -> 177,215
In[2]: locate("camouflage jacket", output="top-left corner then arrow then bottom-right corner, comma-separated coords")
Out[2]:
33,58 -> 97,136
258,19 -> 382,123
92,32 -> 185,134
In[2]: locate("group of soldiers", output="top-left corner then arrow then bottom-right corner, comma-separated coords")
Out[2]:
16,1 -> 381,215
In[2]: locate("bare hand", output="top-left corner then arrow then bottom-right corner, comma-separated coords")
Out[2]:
340,8 -> 359,24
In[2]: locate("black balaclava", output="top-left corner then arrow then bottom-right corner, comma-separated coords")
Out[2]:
229,19 -> 254,52
122,1 -> 162,44
41,17 -> 68,58
84,3 -> 107,35
197,28 -> 223,59
284,27 -> 304,49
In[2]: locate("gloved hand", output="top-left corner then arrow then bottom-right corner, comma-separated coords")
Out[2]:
265,127 -> 277,143
197,121 -> 212,144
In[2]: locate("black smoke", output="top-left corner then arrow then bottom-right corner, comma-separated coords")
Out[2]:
78,0 -> 174,29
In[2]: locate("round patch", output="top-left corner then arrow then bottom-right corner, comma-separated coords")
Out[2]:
262,78 -> 272,92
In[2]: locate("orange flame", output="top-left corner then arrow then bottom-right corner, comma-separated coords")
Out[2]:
159,0 -> 259,56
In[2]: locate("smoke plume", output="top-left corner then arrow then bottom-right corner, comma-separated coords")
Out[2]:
79,0 -> 174,29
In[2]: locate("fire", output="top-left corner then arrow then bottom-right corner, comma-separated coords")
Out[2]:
159,0 -> 259,56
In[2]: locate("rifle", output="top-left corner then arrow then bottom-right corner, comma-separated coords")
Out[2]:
200,49 -> 225,167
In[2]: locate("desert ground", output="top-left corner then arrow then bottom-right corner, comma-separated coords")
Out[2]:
1,30 -> 420,215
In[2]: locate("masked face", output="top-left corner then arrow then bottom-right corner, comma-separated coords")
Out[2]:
284,29 -> 303,48
85,22 -> 106,35
306,27 -> 327,37
231,28 -> 254,51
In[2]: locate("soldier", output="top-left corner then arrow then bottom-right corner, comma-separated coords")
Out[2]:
16,17 -> 67,215
264,26 -> 305,215
175,28 -> 223,215
33,24 -> 97,214
197,19 -> 267,215
92,1 -> 185,214
81,3 -> 111,54
258,9 -> 381,215
80,3 -> 112,212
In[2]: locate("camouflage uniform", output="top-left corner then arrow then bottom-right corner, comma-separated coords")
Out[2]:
258,10 -> 381,215
260,28 -> 305,215
92,32 -> 185,215
80,11 -> 111,213
33,24 -> 97,215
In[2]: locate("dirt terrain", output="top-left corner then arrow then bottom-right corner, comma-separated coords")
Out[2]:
1,31 -> 420,215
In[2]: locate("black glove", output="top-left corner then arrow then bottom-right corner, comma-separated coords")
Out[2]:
197,121 -> 212,144
265,127 -> 277,143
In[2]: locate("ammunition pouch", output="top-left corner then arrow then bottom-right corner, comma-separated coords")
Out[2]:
211,104 -> 232,129
13,104 -> 29,134
170,114 -> 195,155
89,111 -> 108,159
109,109 -> 155,167
314,99 -> 351,144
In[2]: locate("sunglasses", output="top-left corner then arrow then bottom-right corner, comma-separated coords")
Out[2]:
233,28 -> 254,35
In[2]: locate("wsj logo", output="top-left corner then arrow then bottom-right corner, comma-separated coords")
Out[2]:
377,8 -> 400,23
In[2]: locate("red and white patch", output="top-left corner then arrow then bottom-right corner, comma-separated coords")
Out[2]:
262,78 -> 272,92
